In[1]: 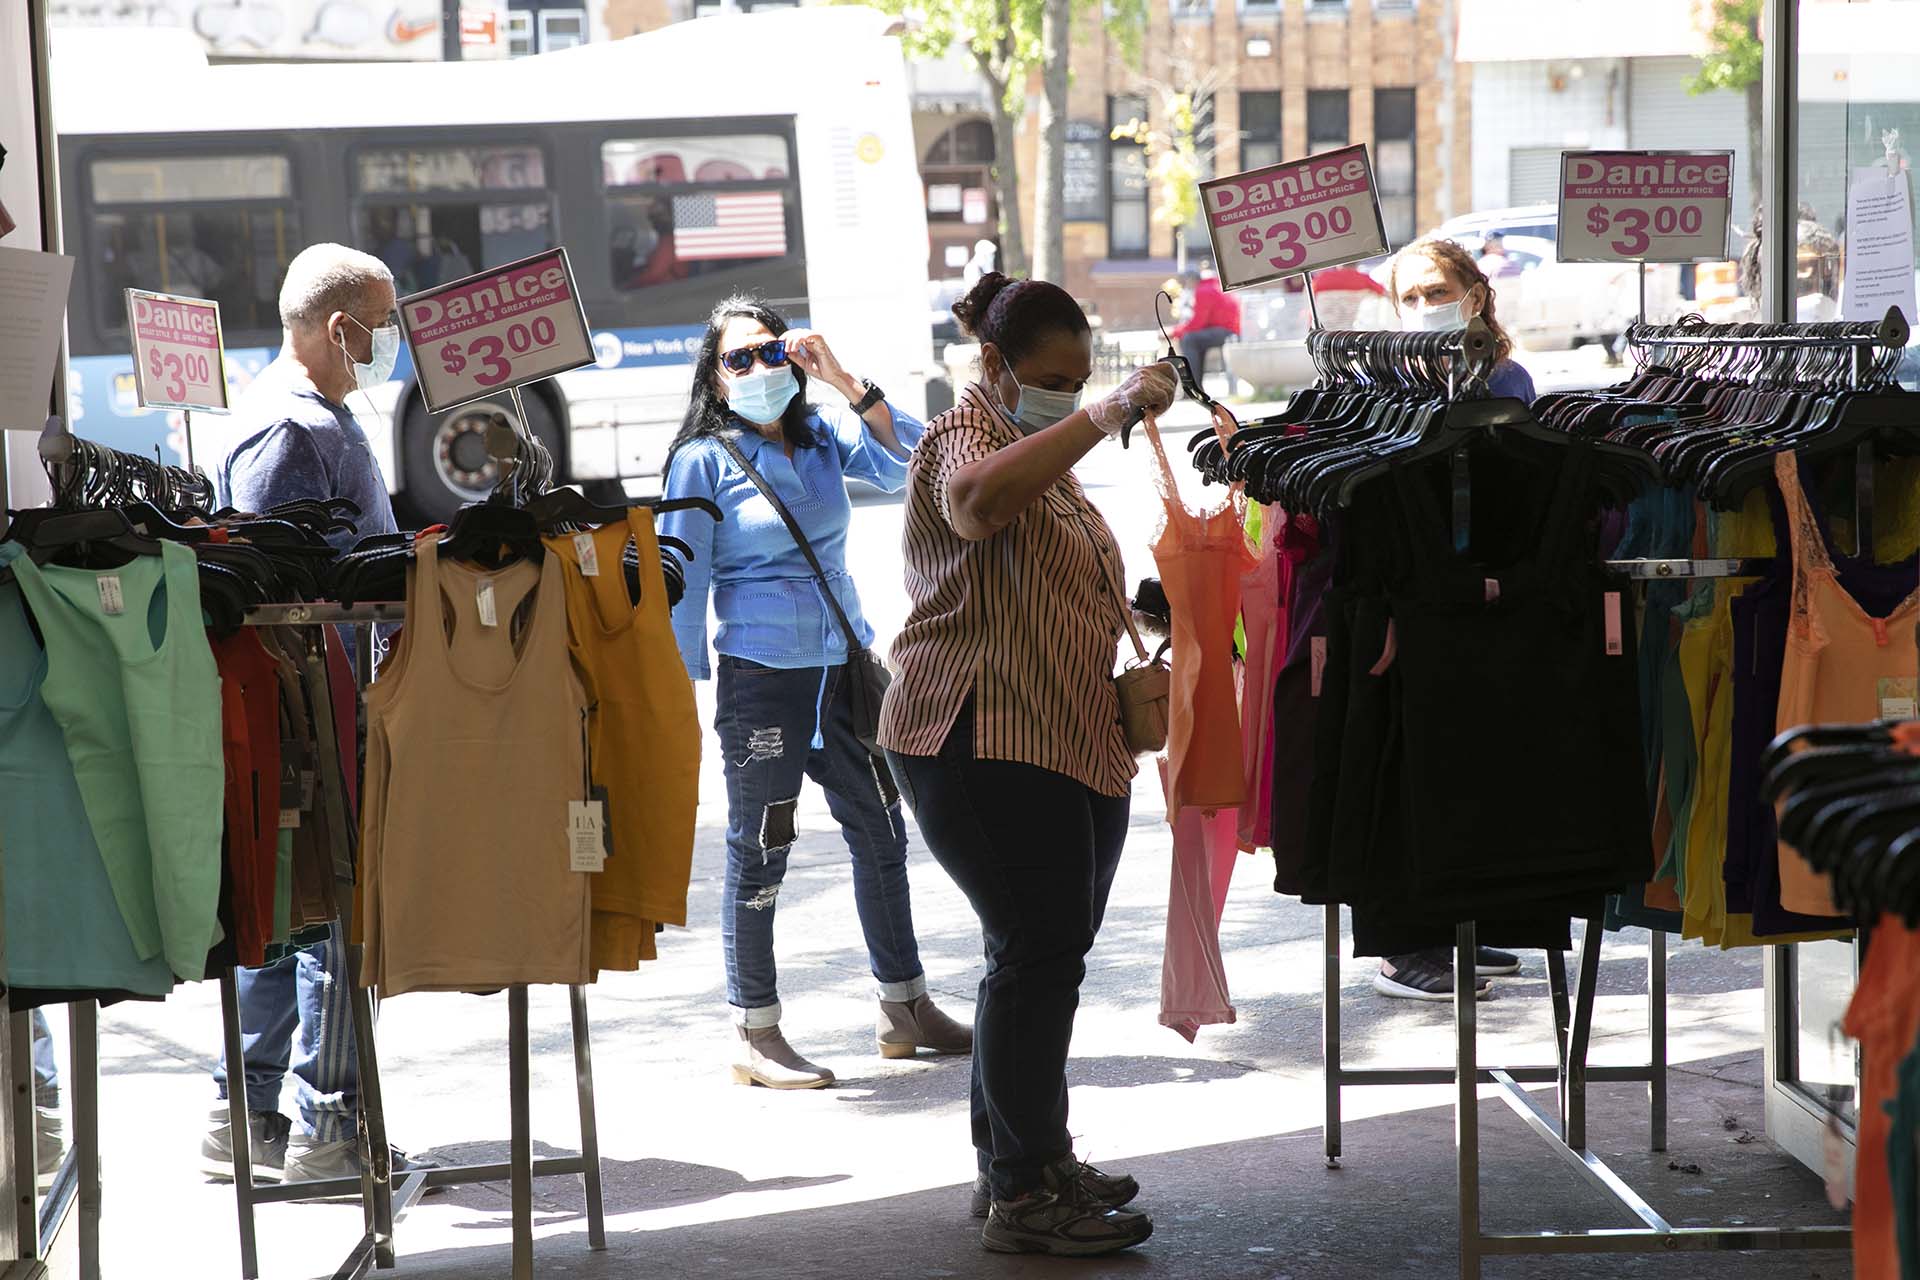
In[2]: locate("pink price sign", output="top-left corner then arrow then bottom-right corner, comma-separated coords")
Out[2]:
1200,144 -> 1390,291
1556,150 -> 1734,264
126,289 -> 229,413
400,248 -> 596,413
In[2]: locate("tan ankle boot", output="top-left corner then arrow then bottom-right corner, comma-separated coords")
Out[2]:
731,1025 -> 835,1089
877,994 -> 973,1059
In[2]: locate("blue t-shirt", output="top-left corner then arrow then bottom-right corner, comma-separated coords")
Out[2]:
215,360 -> 400,553
1488,358 -> 1536,404
660,403 -> 924,680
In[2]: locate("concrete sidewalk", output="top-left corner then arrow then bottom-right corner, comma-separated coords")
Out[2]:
41,757 -> 1848,1279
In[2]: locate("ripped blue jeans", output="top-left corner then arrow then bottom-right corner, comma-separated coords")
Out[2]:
714,655 -> 926,1027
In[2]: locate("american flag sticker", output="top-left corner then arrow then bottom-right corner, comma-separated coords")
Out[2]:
672,191 -> 788,260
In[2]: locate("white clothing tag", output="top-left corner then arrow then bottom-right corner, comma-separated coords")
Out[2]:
476,578 -> 498,628
278,808 -> 302,831
1878,677 -> 1917,724
574,533 -> 600,577
97,575 -> 124,616
568,800 -> 607,873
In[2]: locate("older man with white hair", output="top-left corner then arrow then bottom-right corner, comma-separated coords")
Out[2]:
204,243 -> 410,1188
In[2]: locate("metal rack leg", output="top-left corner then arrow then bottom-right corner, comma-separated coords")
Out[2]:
1546,948 -> 1572,1095
1455,921 -> 1481,1280
218,971 -> 261,1280
7,1016 -> 32,1259
1322,903 -> 1342,1168
508,987 -> 533,1280
342,958 -> 396,1269
70,1004 -> 98,1280
1648,930 -> 1669,1153
1564,921 -> 1604,1152
566,987 -> 606,1250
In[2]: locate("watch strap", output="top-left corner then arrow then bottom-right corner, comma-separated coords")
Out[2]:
852,379 -> 886,415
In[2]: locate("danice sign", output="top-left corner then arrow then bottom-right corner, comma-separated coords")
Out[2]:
1200,144 -> 1390,291
1556,150 -> 1735,264
399,248 -> 596,414
126,289 -> 229,413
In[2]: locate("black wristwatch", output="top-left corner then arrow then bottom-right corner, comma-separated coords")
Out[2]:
851,379 -> 886,415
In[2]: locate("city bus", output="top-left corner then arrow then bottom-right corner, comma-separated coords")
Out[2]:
50,8 -> 933,523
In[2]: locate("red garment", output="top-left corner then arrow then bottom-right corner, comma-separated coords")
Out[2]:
1308,265 -> 1387,295
211,631 -> 281,965
1237,507 -> 1285,852
1843,917 -> 1920,1280
1172,277 -> 1242,339
1158,757 -> 1238,1041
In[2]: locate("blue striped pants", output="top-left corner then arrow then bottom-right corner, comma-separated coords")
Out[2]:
211,924 -> 358,1142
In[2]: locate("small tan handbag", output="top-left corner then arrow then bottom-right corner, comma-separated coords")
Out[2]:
1112,583 -> 1171,756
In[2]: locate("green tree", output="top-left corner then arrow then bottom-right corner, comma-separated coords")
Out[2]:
860,0 -> 1144,282
1687,0 -> 1762,215
1112,59 -> 1230,272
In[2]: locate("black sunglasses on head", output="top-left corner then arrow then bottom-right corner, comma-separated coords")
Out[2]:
720,339 -> 790,375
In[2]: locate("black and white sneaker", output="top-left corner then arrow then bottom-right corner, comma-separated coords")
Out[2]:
1475,946 -> 1522,977
970,1159 -> 1139,1218
1374,951 -> 1492,1002
982,1158 -> 1152,1257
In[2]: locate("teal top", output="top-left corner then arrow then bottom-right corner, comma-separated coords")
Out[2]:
5,541 -> 225,979
0,546 -> 177,996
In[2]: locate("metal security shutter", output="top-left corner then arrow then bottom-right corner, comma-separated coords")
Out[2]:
1630,56 -> 1753,227
1509,148 -> 1562,206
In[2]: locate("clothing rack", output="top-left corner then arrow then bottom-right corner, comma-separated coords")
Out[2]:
1303,317 -> 1499,399
220,602 -> 608,1280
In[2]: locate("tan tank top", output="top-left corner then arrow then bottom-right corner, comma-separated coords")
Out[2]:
1775,452 -> 1920,916
359,536 -> 592,995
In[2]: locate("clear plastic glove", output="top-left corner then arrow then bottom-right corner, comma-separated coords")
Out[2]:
1086,361 -> 1179,437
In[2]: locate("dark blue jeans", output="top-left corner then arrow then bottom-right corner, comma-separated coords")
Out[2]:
212,924 -> 358,1141
885,705 -> 1129,1200
715,656 -> 926,1026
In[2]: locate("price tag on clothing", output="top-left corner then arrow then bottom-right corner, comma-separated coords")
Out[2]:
398,248 -> 596,414
476,578 -> 498,628
125,289 -> 230,413
1201,144 -> 1390,291
574,532 -> 600,577
568,800 -> 607,873
1878,676 -> 1918,723
97,575 -> 124,616
1556,150 -> 1735,264
1604,592 -> 1624,656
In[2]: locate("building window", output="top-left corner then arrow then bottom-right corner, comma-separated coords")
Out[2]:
506,10 -> 534,56
1307,90 -> 1348,156
537,8 -> 587,50
1241,0 -> 1280,17
1374,88 -> 1416,245
1373,0 -> 1413,12
1109,94 -> 1150,258
923,121 -> 995,167
1307,0 -> 1348,14
1240,91 -> 1282,172
1173,0 -> 1213,17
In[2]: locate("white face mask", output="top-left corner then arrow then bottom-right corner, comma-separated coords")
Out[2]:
339,317 -> 401,392
1401,298 -> 1470,334
1011,383 -> 1082,434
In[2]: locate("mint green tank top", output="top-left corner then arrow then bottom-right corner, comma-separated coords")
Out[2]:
6,541 -> 225,980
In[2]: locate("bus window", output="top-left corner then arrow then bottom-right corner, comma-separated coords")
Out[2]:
603,134 -> 796,298
88,152 -> 299,340
352,144 -> 555,293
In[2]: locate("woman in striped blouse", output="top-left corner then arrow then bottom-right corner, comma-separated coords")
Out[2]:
880,273 -> 1176,1257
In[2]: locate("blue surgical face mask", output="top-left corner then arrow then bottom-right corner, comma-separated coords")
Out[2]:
727,364 -> 799,425
339,316 -> 401,392
1012,383 -> 1082,434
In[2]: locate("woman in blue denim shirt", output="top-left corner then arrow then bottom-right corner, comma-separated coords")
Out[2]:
660,297 -> 970,1089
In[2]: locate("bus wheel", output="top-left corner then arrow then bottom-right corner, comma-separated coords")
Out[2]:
396,389 -> 563,527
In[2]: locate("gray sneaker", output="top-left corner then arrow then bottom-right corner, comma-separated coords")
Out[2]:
284,1135 -> 439,1201
981,1157 -> 1153,1257
201,1105 -> 291,1183
970,1159 -> 1139,1218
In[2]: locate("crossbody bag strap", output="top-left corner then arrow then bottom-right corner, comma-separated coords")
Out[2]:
716,434 -> 864,652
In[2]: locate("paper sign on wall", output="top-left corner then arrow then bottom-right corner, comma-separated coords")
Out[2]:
1842,166 -> 1917,325
399,248 -> 595,414
1556,150 -> 1735,264
1200,144 -> 1390,291
126,289 -> 230,413
0,246 -> 73,433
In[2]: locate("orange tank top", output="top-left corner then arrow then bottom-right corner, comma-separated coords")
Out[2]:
546,511 -> 702,969
359,538 -> 592,995
1143,409 -> 1257,817
1774,452 -> 1920,916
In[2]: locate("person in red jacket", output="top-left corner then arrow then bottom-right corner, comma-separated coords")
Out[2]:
1168,267 -> 1242,396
